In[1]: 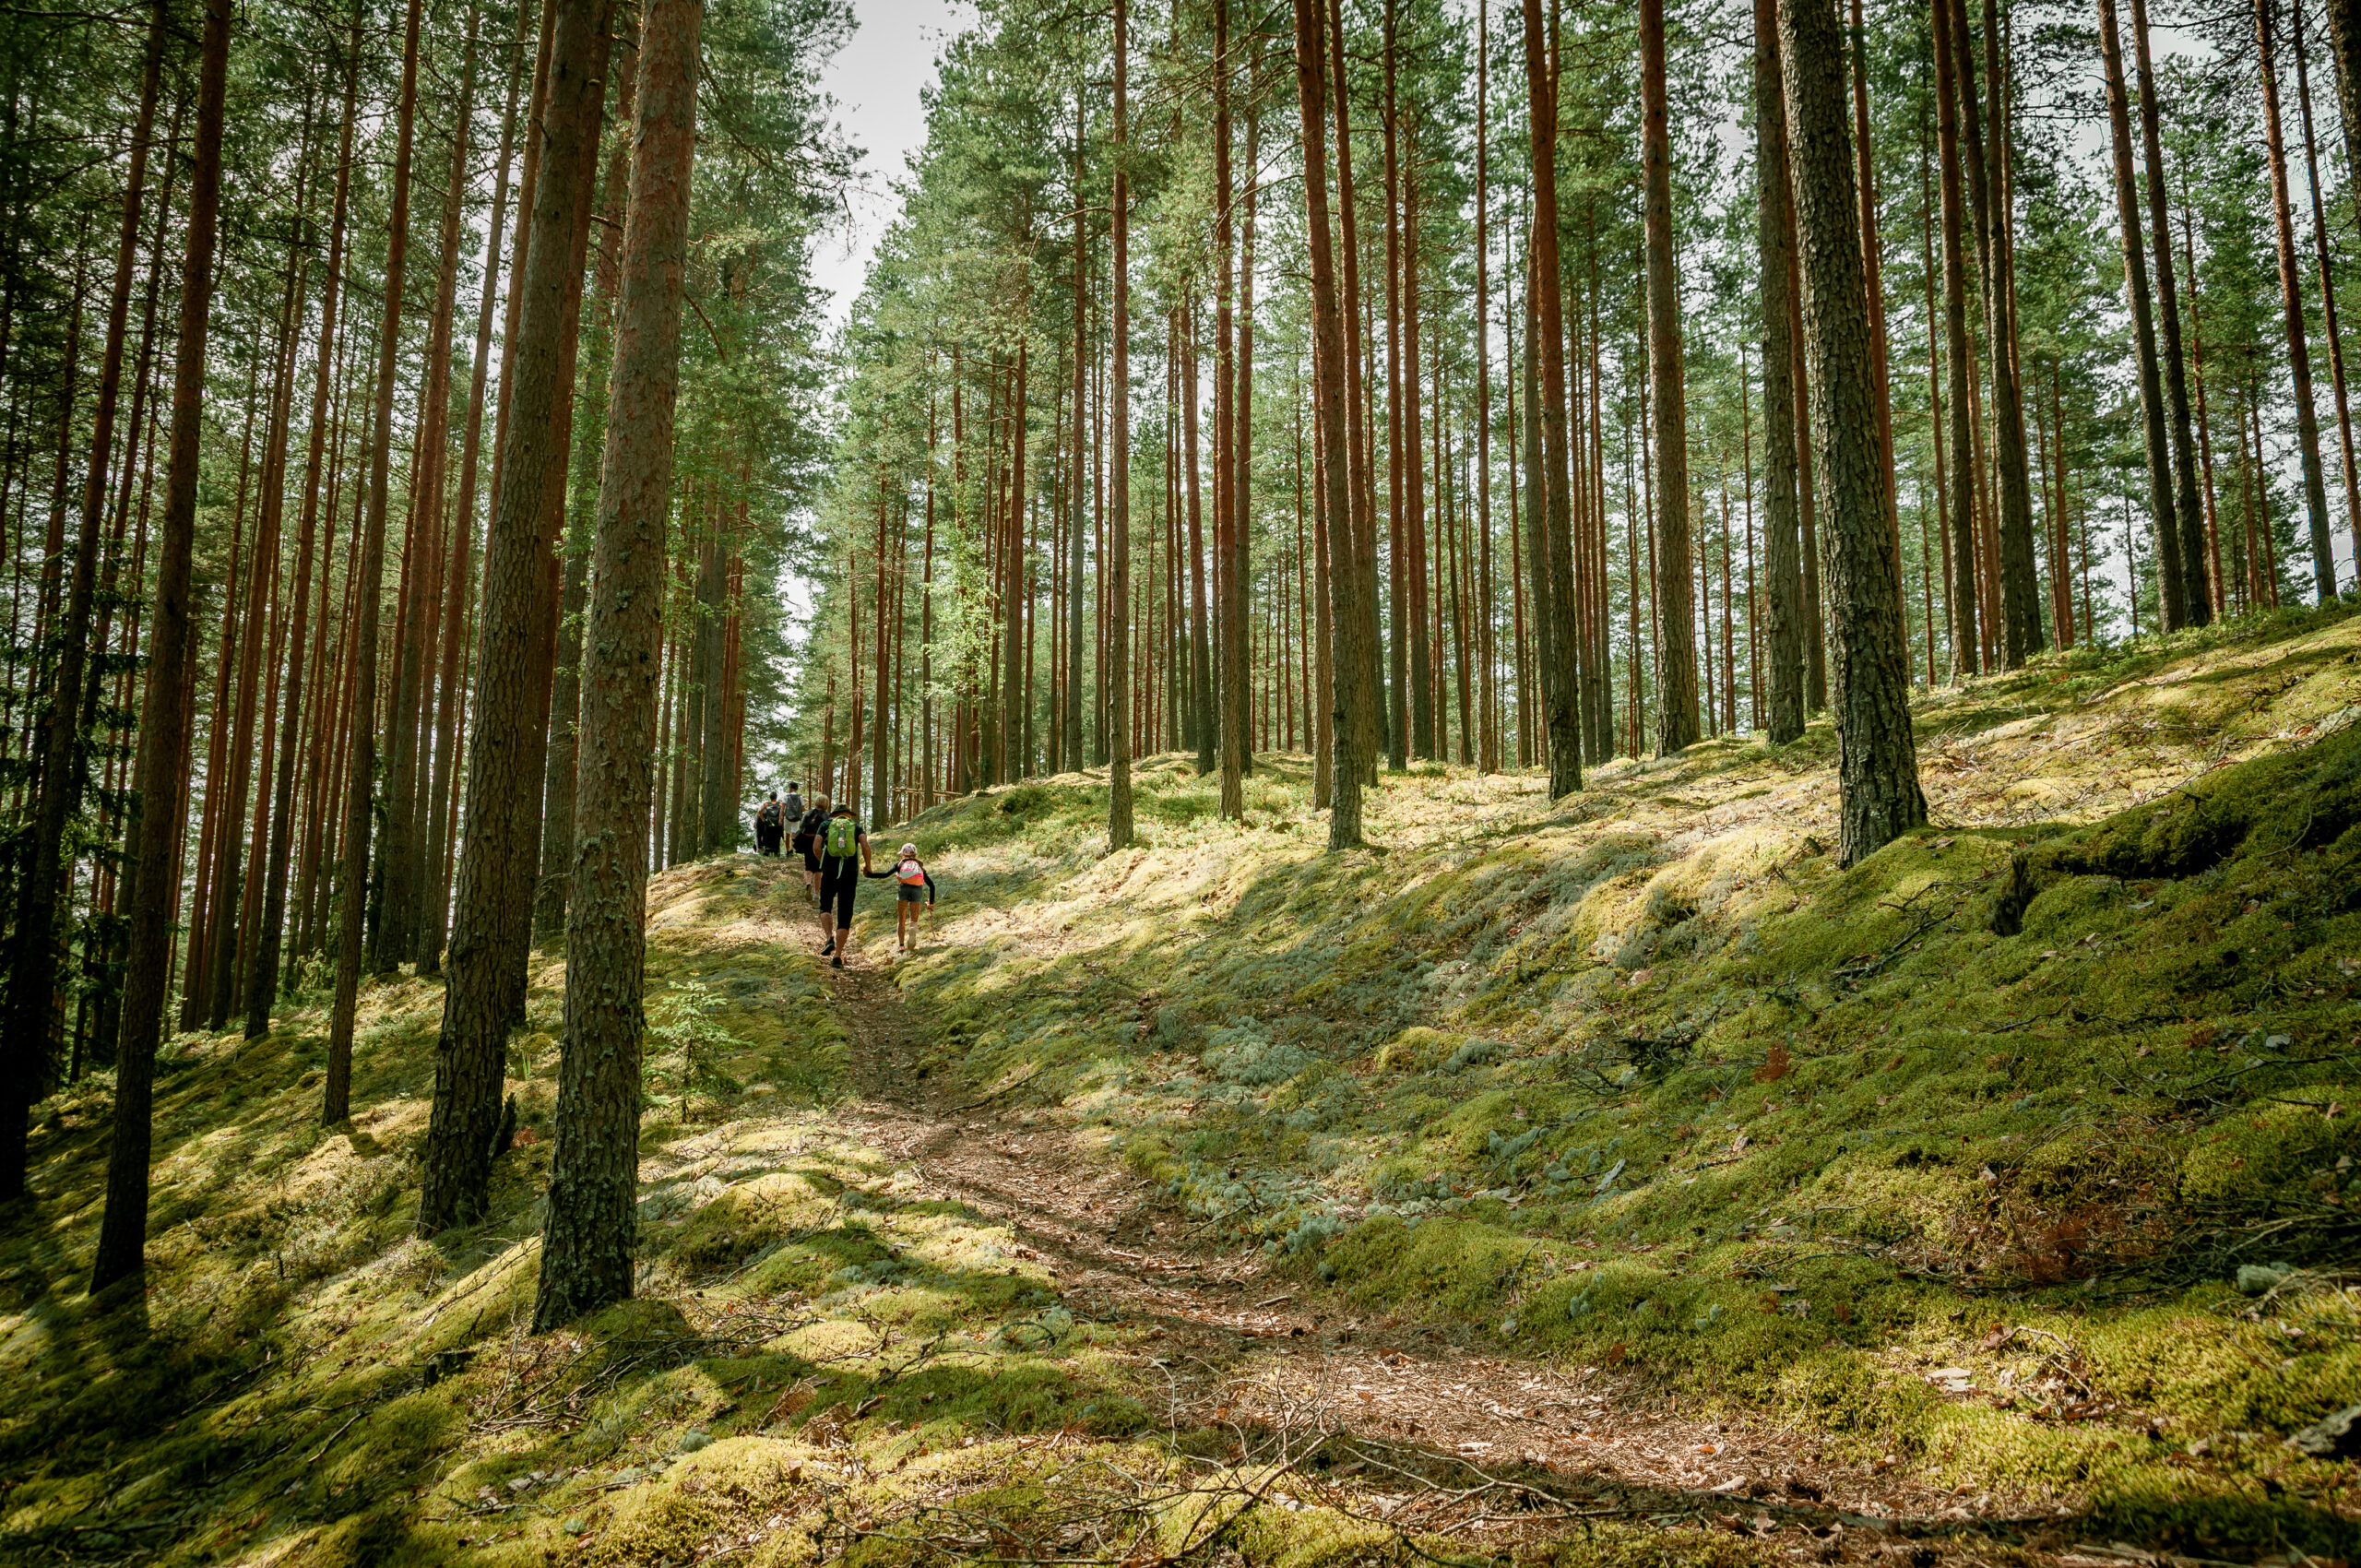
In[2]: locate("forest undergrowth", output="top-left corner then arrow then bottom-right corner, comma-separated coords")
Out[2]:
0,601 -> 2357,1568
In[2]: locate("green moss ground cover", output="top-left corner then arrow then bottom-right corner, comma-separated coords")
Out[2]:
1,603 -> 2356,1567
880,603 -> 2361,1559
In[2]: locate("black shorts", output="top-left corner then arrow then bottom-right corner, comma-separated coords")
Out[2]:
820,860 -> 860,929
896,884 -> 927,904
797,837 -> 819,871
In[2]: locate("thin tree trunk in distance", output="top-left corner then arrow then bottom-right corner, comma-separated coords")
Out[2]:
326,0 -> 425,1123
1757,0 -> 1806,745
2296,0 -> 2361,592
91,0 -> 231,1292
1943,0 -> 2045,662
1524,0 -> 1583,795
1932,0 -> 1980,678
2257,0 -> 2343,600
3,0 -> 166,1194
251,15 -> 363,1032
421,0 -> 615,1235
1295,0 -> 1364,847
1109,0 -> 1134,849
2130,0 -> 2212,624
535,0 -> 701,1333
1780,0 -> 1928,866
1643,0 -> 1698,753
2096,0 -> 2189,629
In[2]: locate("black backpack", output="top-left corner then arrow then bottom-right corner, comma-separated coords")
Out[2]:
796,808 -> 826,839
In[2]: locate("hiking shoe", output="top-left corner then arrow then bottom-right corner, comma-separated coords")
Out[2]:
821,941 -> 836,956
831,955 -> 844,969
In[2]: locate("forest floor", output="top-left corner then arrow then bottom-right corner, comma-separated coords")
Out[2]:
4,600 -> 2361,1568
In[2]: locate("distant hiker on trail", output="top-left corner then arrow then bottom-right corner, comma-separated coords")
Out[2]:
782,781 -> 805,826
814,802 -> 879,969
891,842 -> 936,953
753,792 -> 785,856
793,795 -> 829,904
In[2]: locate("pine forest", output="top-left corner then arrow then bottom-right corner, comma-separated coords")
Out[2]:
2,0 -> 2360,1560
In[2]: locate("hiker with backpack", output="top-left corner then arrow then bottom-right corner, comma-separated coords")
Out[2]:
890,842 -> 936,953
792,795 -> 830,904
813,802 -> 879,969
753,792 -> 785,856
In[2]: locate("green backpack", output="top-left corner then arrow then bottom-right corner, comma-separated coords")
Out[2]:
824,814 -> 860,859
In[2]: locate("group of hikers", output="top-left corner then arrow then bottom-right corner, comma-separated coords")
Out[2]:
753,785 -> 935,968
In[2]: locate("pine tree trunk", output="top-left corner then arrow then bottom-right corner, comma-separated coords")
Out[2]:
91,0 -> 231,1291
1779,0 -> 1929,866
1642,0 -> 1698,753
2129,0 -> 2212,624
2257,0 -> 2344,600
1295,0 -> 1364,848
535,0 -> 701,1331
1220,65 -> 1252,817
249,22 -> 363,1032
2096,0 -> 2189,629
1755,0 -> 1807,745
1,0 -> 166,1193
2295,0 -> 2361,593
423,6 -> 528,977
1521,0 -> 1584,796
1109,0 -> 1133,845
1931,0 -> 1980,677
421,0 -> 615,1234
2323,0 -> 2361,193
326,0 -> 426,1123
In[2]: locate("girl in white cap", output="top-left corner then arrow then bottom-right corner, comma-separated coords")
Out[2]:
891,842 -> 936,952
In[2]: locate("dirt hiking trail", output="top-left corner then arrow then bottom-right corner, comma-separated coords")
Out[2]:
815,952 -> 2088,1565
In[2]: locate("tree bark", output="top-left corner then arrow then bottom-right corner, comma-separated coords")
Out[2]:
1942,0 -> 2044,662
2257,0 -> 2344,600
2096,0 -> 2189,629
326,0 -> 425,1123
1109,0 -> 1134,848
2,0 -> 165,1194
2129,0 -> 2212,624
1642,0 -> 1698,752
1295,0 -> 1365,848
2296,0 -> 2361,596
1931,0 -> 1980,678
91,0 -> 231,1292
1522,0 -> 1584,795
421,0 -> 615,1233
1780,0 -> 1928,866
1756,0 -> 1807,745
535,0 -> 701,1331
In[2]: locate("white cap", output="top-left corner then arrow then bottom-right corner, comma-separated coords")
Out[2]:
900,843 -> 918,859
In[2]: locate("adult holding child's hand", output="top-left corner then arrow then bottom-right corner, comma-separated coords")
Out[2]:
813,802 -> 873,969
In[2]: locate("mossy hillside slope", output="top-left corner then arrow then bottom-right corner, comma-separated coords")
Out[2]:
0,858 -> 886,1565
884,605 -> 2361,1554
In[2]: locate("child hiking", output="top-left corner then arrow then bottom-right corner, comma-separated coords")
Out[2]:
813,802 -> 878,969
890,842 -> 936,953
